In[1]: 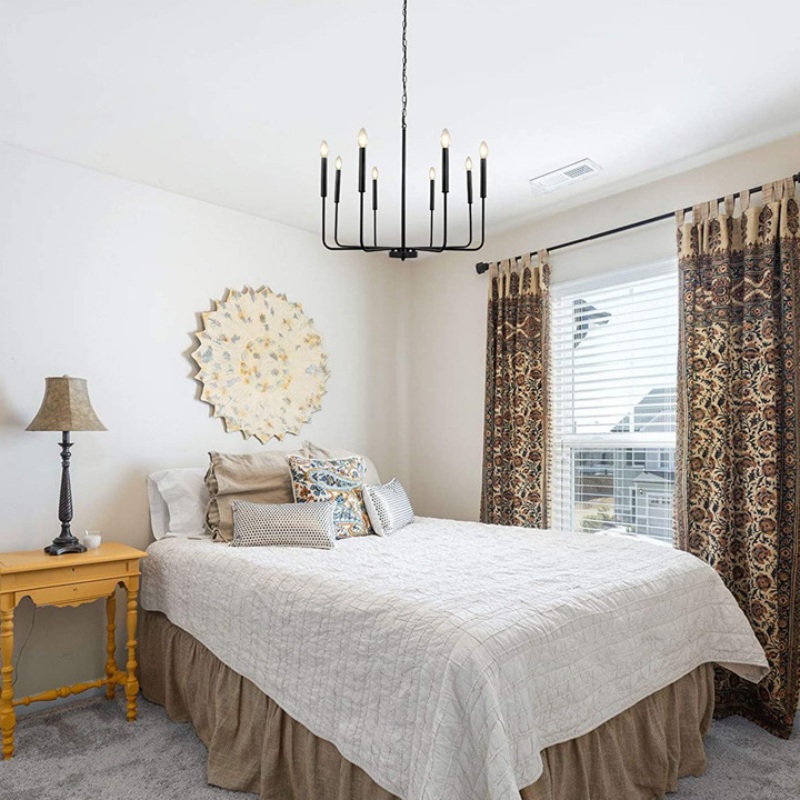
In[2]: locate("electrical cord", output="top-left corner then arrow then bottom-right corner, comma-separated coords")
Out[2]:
11,606 -> 36,688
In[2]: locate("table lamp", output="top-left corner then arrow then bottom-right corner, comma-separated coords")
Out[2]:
26,376 -> 107,555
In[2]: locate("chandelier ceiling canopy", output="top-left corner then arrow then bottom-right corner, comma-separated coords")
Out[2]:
319,0 -> 487,261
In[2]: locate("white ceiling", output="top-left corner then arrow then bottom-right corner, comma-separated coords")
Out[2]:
3,0 -> 800,246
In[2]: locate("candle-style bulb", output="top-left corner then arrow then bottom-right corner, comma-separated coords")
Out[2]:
335,156 -> 342,170
371,167 -> 379,180
358,128 -> 368,148
429,167 -> 436,181
320,140 -> 329,158
479,141 -> 489,159
440,128 -> 451,148
465,157 -> 473,171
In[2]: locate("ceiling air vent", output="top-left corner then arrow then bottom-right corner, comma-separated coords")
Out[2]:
529,159 -> 602,195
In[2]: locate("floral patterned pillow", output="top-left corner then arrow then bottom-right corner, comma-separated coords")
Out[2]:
287,455 -> 372,538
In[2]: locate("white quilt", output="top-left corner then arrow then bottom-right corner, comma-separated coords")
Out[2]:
141,518 -> 768,800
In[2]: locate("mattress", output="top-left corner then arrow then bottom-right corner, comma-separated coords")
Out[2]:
141,517 -> 768,800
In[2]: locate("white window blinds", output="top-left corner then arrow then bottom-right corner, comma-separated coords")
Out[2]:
550,264 -> 678,543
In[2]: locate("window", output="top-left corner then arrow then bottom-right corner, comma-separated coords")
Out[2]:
550,264 -> 678,544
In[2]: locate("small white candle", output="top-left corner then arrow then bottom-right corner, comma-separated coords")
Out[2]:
83,531 -> 102,550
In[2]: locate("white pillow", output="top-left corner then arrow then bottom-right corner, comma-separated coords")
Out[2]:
146,477 -> 170,540
147,468 -> 210,539
363,479 -> 414,536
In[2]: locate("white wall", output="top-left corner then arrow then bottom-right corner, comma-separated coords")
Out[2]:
407,132 -> 800,521
0,143 -> 410,699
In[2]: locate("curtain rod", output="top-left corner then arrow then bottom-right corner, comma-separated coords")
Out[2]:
475,171 -> 800,275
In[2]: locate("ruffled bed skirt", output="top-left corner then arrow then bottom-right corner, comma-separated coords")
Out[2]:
139,610 -> 713,800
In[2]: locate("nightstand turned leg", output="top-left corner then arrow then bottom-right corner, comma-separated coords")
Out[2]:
0,607 -> 15,759
125,587 -> 139,722
105,592 -> 117,700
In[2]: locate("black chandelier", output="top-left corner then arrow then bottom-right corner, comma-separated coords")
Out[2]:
319,0 -> 488,261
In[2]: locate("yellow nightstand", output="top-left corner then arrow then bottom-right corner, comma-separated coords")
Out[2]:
0,542 -> 147,759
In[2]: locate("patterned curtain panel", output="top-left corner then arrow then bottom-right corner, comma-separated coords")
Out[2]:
675,177 -> 800,738
481,252 -> 550,528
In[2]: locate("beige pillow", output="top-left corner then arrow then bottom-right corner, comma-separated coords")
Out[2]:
205,451 -> 304,542
302,441 -> 381,485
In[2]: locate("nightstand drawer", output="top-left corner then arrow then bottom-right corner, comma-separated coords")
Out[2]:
23,577 -> 122,608
3,561 -> 138,594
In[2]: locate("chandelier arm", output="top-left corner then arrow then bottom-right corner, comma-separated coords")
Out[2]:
333,203 -> 360,250
447,198 -> 486,251
417,196 -> 450,252
448,198 -> 487,250
412,198 -> 485,252
441,194 -> 448,249
414,243 -> 484,252
324,199 -> 389,251
321,198 -> 335,250
359,193 -> 366,250
321,199 -> 358,251
333,202 -> 393,251
334,202 -> 344,247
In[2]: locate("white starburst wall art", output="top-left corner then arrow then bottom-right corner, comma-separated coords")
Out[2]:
191,287 -> 330,443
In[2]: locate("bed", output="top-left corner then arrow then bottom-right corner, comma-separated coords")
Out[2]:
139,516 -> 768,800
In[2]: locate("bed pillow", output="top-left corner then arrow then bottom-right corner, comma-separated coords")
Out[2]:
288,455 -> 372,539
148,468 -> 210,538
302,441 -> 381,485
146,476 -> 170,540
230,500 -> 336,549
363,479 -> 414,536
205,450 -> 304,542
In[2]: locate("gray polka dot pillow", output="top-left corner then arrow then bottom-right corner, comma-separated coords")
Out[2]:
230,500 -> 336,549
363,479 -> 414,536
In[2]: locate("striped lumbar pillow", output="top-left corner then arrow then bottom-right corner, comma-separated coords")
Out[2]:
363,479 -> 414,536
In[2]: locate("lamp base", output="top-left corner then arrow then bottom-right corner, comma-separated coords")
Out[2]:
44,535 -> 87,556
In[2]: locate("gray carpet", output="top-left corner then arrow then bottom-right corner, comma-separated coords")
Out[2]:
0,694 -> 797,800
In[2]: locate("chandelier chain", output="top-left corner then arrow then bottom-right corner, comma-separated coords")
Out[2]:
401,0 -> 408,131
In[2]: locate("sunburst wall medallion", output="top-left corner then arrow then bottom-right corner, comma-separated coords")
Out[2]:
192,286 -> 330,443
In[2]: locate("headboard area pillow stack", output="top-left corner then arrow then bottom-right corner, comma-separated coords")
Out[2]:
147,442 -> 382,543
203,442 -> 380,542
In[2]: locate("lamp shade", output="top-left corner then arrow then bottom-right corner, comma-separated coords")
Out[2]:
26,376 -> 107,432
